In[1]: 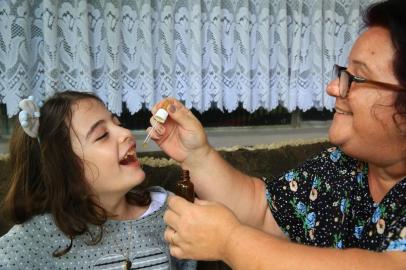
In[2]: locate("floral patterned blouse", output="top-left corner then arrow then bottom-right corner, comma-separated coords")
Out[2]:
264,147 -> 406,252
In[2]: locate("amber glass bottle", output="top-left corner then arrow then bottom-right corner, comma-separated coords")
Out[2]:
175,170 -> 195,202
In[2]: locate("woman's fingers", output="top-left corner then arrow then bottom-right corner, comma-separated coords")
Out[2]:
164,217 -> 187,259
193,198 -> 211,206
147,118 -> 165,136
151,97 -> 200,134
163,207 -> 181,232
164,225 -> 178,245
165,101 -> 201,132
167,195 -> 194,214
168,245 -> 185,259
163,201 -> 241,261
151,97 -> 183,115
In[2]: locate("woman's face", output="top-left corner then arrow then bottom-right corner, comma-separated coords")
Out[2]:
69,98 -> 145,200
327,26 -> 406,166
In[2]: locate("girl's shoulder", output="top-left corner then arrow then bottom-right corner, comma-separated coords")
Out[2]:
0,214 -> 68,250
0,214 -> 61,267
0,214 -> 58,240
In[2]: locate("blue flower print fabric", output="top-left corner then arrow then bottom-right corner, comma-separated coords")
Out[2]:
264,147 -> 406,251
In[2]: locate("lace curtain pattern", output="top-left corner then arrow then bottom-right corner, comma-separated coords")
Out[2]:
0,0 -> 377,117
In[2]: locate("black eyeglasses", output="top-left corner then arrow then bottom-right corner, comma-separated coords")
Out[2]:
332,64 -> 404,98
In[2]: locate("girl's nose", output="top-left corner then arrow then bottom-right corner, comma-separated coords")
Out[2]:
326,78 -> 340,97
118,126 -> 133,144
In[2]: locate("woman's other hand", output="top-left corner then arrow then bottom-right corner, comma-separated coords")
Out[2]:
163,195 -> 241,261
148,98 -> 212,166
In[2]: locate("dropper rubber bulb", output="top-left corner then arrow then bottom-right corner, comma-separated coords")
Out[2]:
143,100 -> 171,147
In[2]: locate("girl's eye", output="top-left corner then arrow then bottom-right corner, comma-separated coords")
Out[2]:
96,132 -> 108,141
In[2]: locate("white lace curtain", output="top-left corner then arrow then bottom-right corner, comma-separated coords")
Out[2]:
0,0 -> 377,117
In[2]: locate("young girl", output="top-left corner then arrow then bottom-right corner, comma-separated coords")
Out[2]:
0,91 -> 195,269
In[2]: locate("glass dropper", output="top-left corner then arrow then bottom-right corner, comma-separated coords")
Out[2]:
143,100 -> 171,147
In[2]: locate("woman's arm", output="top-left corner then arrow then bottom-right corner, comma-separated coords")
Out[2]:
164,196 -> 406,270
150,98 -> 283,235
181,147 -> 284,236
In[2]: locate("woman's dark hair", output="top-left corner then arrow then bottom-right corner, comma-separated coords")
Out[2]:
364,0 -> 406,128
3,91 -> 151,256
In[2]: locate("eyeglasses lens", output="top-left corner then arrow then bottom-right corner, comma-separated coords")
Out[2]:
339,70 -> 349,97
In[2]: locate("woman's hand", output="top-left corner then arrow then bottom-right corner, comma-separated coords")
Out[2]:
163,196 -> 241,261
148,98 -> 212,166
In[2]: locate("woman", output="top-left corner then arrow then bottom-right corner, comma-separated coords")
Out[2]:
148,0 -> 406,269
0,91 -> 195,269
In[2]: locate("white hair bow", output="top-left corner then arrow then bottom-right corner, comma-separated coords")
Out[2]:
18,96 -> 42,138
